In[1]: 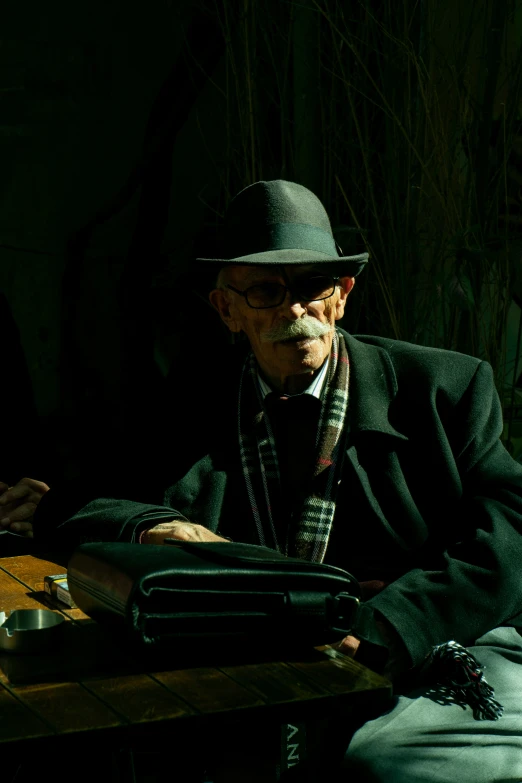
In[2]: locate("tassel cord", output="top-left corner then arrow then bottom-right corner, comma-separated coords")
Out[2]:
421,641 -> 504,721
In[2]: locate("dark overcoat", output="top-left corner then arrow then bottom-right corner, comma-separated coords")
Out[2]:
33,329 -> 522,667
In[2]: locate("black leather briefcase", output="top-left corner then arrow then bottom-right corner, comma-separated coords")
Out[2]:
67,541 -> 363,650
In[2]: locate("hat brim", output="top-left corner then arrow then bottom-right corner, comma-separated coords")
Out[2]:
195,249 -> 369,276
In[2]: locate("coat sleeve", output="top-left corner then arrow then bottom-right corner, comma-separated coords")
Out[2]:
32,480 -> 189,552
368,360 -> 522,667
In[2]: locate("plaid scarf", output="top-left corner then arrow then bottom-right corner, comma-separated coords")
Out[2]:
238,329 -> 349,562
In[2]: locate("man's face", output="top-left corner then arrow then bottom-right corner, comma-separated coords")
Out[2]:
209,264 -> 355,393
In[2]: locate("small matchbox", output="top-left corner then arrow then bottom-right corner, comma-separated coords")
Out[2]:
44,574 -> 77,608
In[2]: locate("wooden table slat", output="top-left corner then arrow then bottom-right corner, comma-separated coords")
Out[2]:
152,667 -> 266,714
219,660 -> 330,705
10,681 -> 124,734
83,673 -> 197,724
0,567 -> 52,612
0,555 -> 70,586
0,555 -> 88,621
287,650 -> 391,696
0,686 -> 54,743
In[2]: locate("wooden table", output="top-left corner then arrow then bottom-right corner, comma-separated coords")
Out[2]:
0,554 -> 392,782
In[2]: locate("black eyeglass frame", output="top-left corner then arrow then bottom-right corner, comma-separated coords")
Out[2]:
225,275 -> 342,310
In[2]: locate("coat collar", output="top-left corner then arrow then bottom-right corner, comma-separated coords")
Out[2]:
339,329 -> 408,441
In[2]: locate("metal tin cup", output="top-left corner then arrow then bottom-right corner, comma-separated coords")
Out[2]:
0,609 -> 65,654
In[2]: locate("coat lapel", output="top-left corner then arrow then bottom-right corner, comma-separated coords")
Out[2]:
338,330 -> 429,553
340,329 -> 408,441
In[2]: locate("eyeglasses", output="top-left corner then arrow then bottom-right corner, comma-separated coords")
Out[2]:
225,275 -> 341,309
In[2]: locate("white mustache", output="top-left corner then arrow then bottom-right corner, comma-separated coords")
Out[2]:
261,317 -> 333,343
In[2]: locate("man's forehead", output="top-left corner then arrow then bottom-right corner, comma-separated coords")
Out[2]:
232,264 -> 320,284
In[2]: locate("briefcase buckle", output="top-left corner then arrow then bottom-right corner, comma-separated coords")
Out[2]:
333,592 -> 360,629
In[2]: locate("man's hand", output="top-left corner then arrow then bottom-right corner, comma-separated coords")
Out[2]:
331,635 -> 361,658
0,478 -> 50,537
330,619 -> 411,682
140,520 -> 231,546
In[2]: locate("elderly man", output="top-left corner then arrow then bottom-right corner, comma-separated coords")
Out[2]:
28,180 -> 522,781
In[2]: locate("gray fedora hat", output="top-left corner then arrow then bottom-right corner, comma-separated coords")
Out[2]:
196,179 -> 369,276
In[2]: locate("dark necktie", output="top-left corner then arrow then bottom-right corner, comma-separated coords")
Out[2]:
264,392 -> 322,514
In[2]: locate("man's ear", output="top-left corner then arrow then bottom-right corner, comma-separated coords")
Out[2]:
209,289 -> 242,333
334,277 -> 355,321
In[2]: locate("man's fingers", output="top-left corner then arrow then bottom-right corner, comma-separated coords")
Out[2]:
164,523 -> 229,543
8,521 -> 33,537
140,521 -> 230,545
168,523 -> 200,541
0,518 -> 34,536
0,479 -> 49,507
14,478 -> 49,492
332,635 -> 361,658
0,501 -> 37,523
0,484 -> 31,506
0,483 -> 14,502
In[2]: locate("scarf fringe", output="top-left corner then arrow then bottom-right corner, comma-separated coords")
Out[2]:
421,640 -> 503,721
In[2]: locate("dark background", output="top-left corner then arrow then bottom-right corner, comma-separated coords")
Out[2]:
2,0 -> 522,490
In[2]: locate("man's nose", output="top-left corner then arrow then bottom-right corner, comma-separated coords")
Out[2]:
281,290 -> 307,318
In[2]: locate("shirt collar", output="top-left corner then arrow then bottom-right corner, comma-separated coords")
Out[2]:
257,355 -> 329,401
